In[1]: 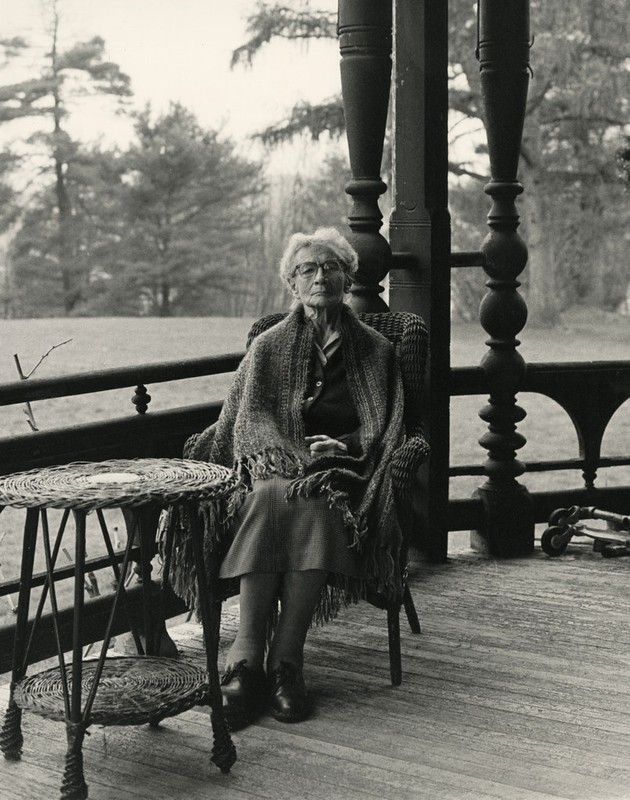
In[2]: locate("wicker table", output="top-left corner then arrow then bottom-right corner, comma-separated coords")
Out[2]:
0,458 -> 240,800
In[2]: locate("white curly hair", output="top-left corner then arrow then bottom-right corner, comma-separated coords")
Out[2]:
278,227 -> 359,285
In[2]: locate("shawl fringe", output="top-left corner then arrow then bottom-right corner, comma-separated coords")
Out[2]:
163,306 -> 408,620
240,446 -> 305,483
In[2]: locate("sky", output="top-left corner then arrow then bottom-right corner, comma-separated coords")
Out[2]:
0,0 -> 485,183
0,0 -> 342,166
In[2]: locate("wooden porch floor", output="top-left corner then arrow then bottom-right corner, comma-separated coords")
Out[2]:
3,536 -> 630,800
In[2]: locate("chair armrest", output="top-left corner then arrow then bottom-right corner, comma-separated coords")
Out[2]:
182,421 -> 218,460
183,433 -> 201,458
390,434 -> 430,497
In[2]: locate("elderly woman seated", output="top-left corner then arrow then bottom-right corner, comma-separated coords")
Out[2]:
168,227 -> 413,729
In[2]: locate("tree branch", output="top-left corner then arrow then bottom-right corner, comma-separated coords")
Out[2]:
526,79 -> 553,115
231,3 -> 337,68
254,99 -> 345,145
448,161 -> 488,182
545,114 -> 628,127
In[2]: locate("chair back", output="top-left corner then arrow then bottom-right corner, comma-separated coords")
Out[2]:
247,311 -> 428,436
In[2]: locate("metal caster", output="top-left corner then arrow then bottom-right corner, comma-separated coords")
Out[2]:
540,525 -> 571,557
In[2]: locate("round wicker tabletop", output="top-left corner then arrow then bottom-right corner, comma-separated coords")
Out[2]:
0,458 -> 239,510
14,657 -> 210,726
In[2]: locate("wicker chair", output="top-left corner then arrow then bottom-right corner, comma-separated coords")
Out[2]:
229,310 -> 430,686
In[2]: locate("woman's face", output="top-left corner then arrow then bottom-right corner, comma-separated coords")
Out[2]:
289,245 -> 348,311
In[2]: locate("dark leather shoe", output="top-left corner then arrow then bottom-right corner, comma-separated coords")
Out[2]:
268,661 -> 311,723
220,660 -> 266,731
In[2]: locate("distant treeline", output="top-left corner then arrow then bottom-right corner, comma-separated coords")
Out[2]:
0,0 -> 628,325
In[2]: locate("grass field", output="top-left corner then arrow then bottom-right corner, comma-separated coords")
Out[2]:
1,308 -> 629,625
0,316 -> 255,436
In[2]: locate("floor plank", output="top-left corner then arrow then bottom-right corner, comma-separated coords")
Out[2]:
3,540 -> 630,799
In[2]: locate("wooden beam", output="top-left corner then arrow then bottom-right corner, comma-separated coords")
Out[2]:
389,0 -> 451,562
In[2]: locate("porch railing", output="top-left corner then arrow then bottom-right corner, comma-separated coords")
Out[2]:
449,361 -> 630,531
0,353 -> 242,674
2,350 -> 630,675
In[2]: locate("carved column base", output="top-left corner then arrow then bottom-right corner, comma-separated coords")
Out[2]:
471,482 -> 535,557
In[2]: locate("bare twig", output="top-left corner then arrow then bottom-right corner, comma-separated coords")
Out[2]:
13,354 -> 38,431
13,338 -> 72,432
21,338 -> 73,379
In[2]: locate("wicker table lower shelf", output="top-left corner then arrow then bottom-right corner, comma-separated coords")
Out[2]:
0,458 -> 239,800
15,657 -> 210,727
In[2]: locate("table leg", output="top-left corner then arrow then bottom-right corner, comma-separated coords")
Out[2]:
136,507 -> 157,656
95,508 -> 144,654
0,508 -> 39,760
186,501 -> 236,774
123,505 -> 177,657
60,510 -> 88,800
61,723 -> 87,800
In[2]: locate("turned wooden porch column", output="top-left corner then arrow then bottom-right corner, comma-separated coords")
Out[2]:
338,0 -> 392,312
471,0 -> 534,556
388,0 -> 451,561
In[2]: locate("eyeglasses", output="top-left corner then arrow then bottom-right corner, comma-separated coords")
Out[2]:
294,260 -> 343,279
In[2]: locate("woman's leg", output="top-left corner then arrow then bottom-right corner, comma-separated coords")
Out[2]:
266,569 -> 326,722
224,571 -> 282,670
267,569 -> 327,670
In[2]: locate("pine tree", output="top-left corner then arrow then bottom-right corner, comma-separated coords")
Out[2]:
103,104 -> 264,317
0,0 -> 131,314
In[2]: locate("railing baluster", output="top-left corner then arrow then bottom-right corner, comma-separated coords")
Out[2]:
472,0 -> 534,556
338,0 -> 392,312
132,384 -> 151,414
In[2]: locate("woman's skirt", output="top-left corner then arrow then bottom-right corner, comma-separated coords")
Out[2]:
219,476 -> 362,580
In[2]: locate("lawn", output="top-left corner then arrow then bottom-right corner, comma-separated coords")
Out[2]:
0,316 -> 255,436
1,308 -> 629,626
450,306 -> 630,498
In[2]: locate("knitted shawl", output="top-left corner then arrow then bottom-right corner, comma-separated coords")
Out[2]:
167,305 -> 406,618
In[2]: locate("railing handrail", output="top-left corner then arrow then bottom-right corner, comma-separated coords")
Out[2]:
3,354 -> 629,406
451,359 -> 630,395
0,351 -> 245,407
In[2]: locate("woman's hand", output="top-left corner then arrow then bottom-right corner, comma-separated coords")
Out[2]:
305,434 -> 348,456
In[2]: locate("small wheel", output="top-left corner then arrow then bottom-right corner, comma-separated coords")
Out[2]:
541,526 -> 570,556
548,508 -> 570,527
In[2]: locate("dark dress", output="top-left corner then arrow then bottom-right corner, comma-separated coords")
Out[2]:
219,334 -> 364,580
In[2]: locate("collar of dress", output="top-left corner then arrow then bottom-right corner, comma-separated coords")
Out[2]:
313,329 -> 341,365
